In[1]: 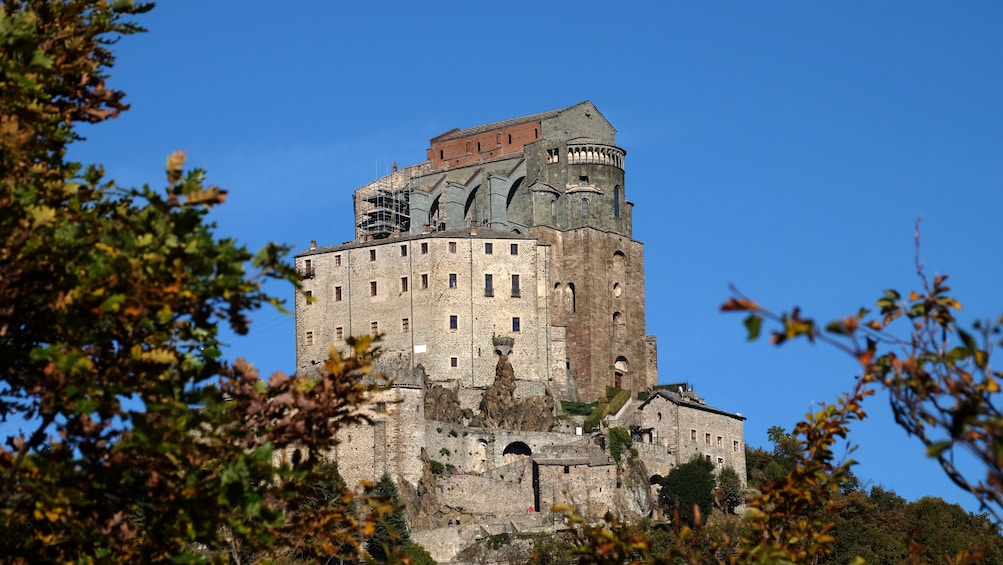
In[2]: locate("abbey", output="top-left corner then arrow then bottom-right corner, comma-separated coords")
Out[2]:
293,102 -> 745,558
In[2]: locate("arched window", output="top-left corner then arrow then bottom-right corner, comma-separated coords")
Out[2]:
613,186 -> 620,218
581,198 -> 589,218
613,312 -> 625,340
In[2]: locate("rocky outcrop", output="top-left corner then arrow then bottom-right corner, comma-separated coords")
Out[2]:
401,448 -> 441,529
468,353 -> 556,431
423,381 -> 471,424
614,456 -> 655,518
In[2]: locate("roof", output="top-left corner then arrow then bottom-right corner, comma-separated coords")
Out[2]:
431,101 -> 592,142
295,227 -> 545,258
638,390 -> 746,421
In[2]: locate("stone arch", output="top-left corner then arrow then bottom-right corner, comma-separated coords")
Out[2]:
502,441 -> 532,464
566,283 -> 576,313
614,357 -> 629,389
505,176 -> 525,209
464,184 -> 480,223
612,250 -> 627,269
428,195 -> 441,227
613,312 -> 625,340
505,176 -> 529,225
649,474 -> 663,485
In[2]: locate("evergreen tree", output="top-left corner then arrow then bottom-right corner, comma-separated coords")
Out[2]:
716,466 -> 743,514
658,455 -> 716,526
366,473 -> 410,562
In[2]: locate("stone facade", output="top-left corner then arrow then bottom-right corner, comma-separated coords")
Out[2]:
292,103 -> 747,559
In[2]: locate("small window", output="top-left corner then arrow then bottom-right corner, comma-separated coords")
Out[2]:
448,241 -> 457,253
421,242 -> 428,254
705,433 -> 711,445
335,286 -> 342,301
449,273 -> 457,289
511,274 -> 520,297
305,290 -> 313,303
477,141 -> 481,152
450,357 -> 458,368
402,318 -> 409,333
733,440 -> 740,452
510,243 -> 518,255
370,281 -> 378,296
485,273 -> 493,296
717,458 -> 724,469
303,259 -> 313,276
717,436 -> 723,448
485,242 -> 493,254
579,175 -> 588,186
376,402 -> 387,413
421,273 -> 428,289
581,198 -> 589,218
691,429 -> 697,442
449,315 -> 458,330
335,327 -> 343,341
508,133 -> 512,144
369,249 -> 376,261
334,255 -> 341,266
401,277 -> 408,292
439,149 -> 444,159
305,331 -> 314,346
563,466 -> 570,474
512,317 -> 521,332
613,186 -> 620,218
534,127 -> 538,139
371,321 -> 379,337
400,245 -> 407,257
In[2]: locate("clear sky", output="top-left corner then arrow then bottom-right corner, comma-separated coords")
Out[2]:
66,1 -> 1003,514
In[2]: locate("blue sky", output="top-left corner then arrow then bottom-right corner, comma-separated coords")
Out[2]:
65,1 -> 1003,513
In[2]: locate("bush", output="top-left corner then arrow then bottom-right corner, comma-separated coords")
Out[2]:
429,460 -> 445,475
609,427 -> 633,463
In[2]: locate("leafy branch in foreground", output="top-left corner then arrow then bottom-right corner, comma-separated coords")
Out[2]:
722,222 -> 1003,523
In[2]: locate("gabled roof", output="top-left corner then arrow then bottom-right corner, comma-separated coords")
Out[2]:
639,390 -> 746,421
431,101 -> 603,142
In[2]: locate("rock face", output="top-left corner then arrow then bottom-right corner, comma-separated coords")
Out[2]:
401,449 -> 441,529
468,353 -> 556,431
615,456 -> 655,518
423,381 -> 469,424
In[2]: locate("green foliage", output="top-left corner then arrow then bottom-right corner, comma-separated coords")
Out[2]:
429,460 -> 445,475
659,455 -> 716,527
401,541 -> 437,565
560,400 -> 598,416
717,466 -> 743,514
365,474 -> 410,562
0,2 -> 384,562
606,388 -> 631,415
608,427 -> 632,463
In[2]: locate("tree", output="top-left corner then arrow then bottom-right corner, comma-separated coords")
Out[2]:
0,2 -> 385,561
717,466 -> 743,514
659,455 -> 716,527
366,473 -> 411,562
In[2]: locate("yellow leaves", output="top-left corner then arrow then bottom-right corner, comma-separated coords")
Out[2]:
166,150 -> 186,184
131,346 -> 177,365
26,204 -> 56,228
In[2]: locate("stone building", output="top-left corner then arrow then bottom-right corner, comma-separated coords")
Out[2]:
291,104 -> 747,553
296,101 -> 652,402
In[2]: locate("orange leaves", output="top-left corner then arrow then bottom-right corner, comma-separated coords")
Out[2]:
720,297 -> 761,312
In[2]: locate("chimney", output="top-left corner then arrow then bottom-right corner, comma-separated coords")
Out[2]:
470,226 -> 477,236
309,240 -> 317,250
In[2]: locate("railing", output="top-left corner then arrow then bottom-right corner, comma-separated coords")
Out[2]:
298,268 -> 315,280
566,143 -> 625,170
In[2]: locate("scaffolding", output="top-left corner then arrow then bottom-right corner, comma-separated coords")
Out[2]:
354,164 -> 421,241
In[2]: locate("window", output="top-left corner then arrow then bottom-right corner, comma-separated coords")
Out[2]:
449,315 -> 458,330
484,273 -> 493,296
305,331 -> 314,346
421,242 -> 428,254
305,290 -> 312,303
449,273 -> 457,289
370,321 -> 379,337
546,148 -> 560,163
717,458 -> 724,469
450,357 -> 458,368
581,198 -> 589,218
334,255 -> 341,266
402,318 -> 409,333
510,243 -> 518,255
511,274 -> 520,297
508,133 -> 512,144
733,440 -> 740,452
439,149 -> 444,160
705,433 -> 711,445
691,429 -> 697,442
579,175 -> 589,186
369,249 -> 376,261
448,241 -> 457,253
401,277 -> 408,292
613,186 -> 620,218
335,286 -> 342,301
400,245 -> 407,257
421,273 -> 428,289
370,281 -> 377,296
376,402 -> 387,413
335,327 -> 343,341
485,242 -> 493,254
563,465 -> 570,474
717,436 -> 723,448
303,259 -> 313,278
477,141 -> 481,152
512,317 -> 521,332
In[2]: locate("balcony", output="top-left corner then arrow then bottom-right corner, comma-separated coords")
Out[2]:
566,143 -> 625,171
298,267 -> 315,280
